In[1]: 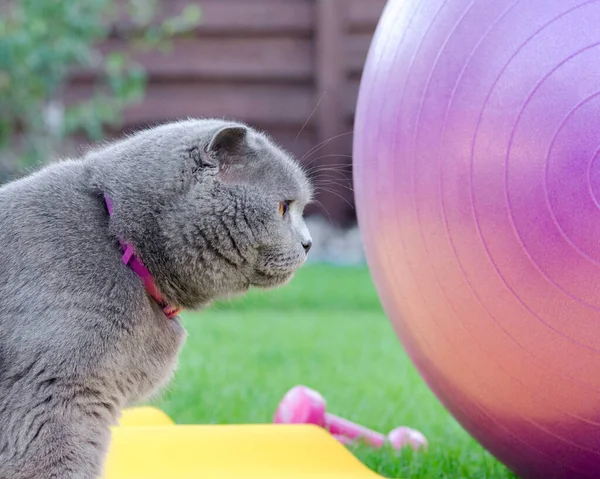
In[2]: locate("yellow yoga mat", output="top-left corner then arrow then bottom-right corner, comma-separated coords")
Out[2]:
116,406 -> 175,427
104,407 -> 385,479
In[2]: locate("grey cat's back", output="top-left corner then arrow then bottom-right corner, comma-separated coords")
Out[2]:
0,160 -> 186,478
0,160 -> 111,337
0,156 -> 184,385
0,161 -> 111,477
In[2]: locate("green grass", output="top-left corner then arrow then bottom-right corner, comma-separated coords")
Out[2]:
153,265 -> 516,479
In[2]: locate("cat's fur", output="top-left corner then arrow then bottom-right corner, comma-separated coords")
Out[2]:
0,118 -> 313,478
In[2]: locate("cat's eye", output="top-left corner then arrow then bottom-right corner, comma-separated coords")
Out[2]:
279,200 -> 292,217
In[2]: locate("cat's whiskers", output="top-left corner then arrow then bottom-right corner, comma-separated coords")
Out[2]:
299,130 -> 354,165
294,90 -> 328,146
316,180 -> 354,194
313,185 -> 355,210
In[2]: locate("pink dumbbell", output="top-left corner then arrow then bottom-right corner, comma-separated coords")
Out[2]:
273,385 -> 428,451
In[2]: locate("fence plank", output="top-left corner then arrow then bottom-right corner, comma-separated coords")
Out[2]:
112,0 -> 314,36
73,37 -> 313,82
346,33 -> 377,77
314,0 -> 354,224
315,0 -> 345,144
348,0 -> 387,32
66,81 -> 314,128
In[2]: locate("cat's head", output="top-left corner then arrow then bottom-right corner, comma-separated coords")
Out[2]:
90,119 -> 313,309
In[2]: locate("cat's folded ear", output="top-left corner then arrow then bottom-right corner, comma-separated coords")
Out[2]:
202,126 -> 248,168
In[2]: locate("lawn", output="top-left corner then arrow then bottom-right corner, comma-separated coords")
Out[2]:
154,264 -> 516,479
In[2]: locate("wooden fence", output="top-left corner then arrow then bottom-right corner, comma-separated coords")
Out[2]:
68,0 -> 387,224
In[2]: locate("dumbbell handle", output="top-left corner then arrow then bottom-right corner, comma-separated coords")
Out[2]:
324,413 -> 386,448
273,385 -> 427,451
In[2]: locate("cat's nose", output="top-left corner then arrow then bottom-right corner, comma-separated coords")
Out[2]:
302,239 -> 312,254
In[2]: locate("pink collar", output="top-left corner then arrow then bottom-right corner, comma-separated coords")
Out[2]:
104,194 -> 181,319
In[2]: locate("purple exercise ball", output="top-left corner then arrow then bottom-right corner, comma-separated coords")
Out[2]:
353,0 -> 600,477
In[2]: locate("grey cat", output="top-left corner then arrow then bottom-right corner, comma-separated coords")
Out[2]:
0,118 -> 313,478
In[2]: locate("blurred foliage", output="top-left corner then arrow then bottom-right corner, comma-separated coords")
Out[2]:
0,0 -> 201,180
